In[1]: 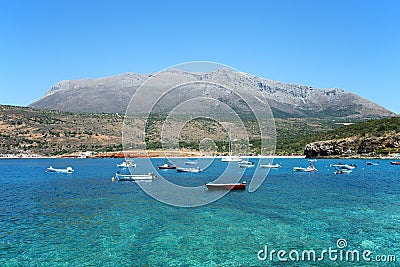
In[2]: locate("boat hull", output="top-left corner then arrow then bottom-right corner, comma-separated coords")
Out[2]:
260,164 -> 280,168
157,166 -> 177,169
335,169 -> 352,174
331,164 -> 356,170
116,173 -> 155,181
293,167 -> 317,172
206,182 -> 246,190
176,167 -> 201,173
238,164 -> 254,168
46,167 -> 74,173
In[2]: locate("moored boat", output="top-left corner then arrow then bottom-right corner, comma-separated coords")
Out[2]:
184,161 -> 198,165
366,162 -> 379,166
294,163 -> 317,172
238,160 -> 255,168
390,161 -> 400,165
205,181 -> 246,190
293,166 -> 317,172
157,163 -> 177,169
176,167 -> 201,173
260,163 -> 281,168
46,166 -> 74,173
117,160 -> 136,168
115,172 -> 156,181
221,132 -> 242,162
330,163 -> 356,170
334,168 -> 352,174
221,155 -> 242,162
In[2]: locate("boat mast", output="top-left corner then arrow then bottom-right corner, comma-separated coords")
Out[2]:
228,128 -> 232,156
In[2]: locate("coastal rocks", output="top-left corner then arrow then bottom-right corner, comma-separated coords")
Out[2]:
304,133 -> 400,158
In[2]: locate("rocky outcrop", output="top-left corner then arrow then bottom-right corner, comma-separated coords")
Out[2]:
304,133 -> 400,158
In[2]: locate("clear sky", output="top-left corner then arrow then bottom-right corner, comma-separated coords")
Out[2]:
1,0 -> 399,114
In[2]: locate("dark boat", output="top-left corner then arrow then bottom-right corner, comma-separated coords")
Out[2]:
205,181 -> 246,190
390,161 -> 400,165
157,163 -> 177,169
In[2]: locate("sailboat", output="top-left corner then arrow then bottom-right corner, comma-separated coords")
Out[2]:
221,155 -> 242,162
221,135 -> 242,162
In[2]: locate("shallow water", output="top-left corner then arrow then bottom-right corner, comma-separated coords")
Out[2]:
0,158 -> 399,266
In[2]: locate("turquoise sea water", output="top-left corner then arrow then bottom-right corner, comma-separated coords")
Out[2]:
0,158 -> 399,266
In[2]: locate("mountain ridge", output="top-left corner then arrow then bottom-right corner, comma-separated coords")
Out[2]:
29,69 -> 396,119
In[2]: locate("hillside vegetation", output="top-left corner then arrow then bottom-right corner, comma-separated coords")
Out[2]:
313,117 -> 400,140
304,117 -> 400,157
0,105 -> 123,156
1,105 -> 397,157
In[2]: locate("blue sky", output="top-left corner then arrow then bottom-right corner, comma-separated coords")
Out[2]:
1,0 -> 399,114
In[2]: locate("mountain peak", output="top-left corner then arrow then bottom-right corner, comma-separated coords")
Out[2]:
29,70 -> 396,119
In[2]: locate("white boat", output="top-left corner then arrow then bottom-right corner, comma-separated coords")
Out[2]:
294,163 -> 317,172
260,163 -> 281,168
330,164 -> 356,170
176,167 -> 202,173
238,160 -> 255,168
221,155 -> 242,162
46,166 -> 74,173
184,161 -> 198,165
117,160 -> 136,168
334,168 -> 352,174
293,166 -> 317,172
116,172 -> 156,181
221,133 -> 242,162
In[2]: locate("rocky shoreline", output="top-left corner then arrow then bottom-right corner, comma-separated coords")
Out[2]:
304,133 -> 400,158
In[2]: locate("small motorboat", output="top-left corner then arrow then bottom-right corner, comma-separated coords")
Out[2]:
330,164 -> 356,170
390,161 -> 400,165
334,168 -> 352,174
157,163 -> 177,169
206,181 -> 246,190
238,160 -> 255,168
176,167 -> 201,173
294,162 -> 317,172
184,161 -> 198,165
366,162 -> 379,166
260,163 -> 281,168
293,166 -> 317,172
117,160 -> 136,168
115,172 -> 156,181
46,166 -> 74,173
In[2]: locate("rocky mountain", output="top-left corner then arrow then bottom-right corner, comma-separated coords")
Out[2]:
30,69 -> 396,119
